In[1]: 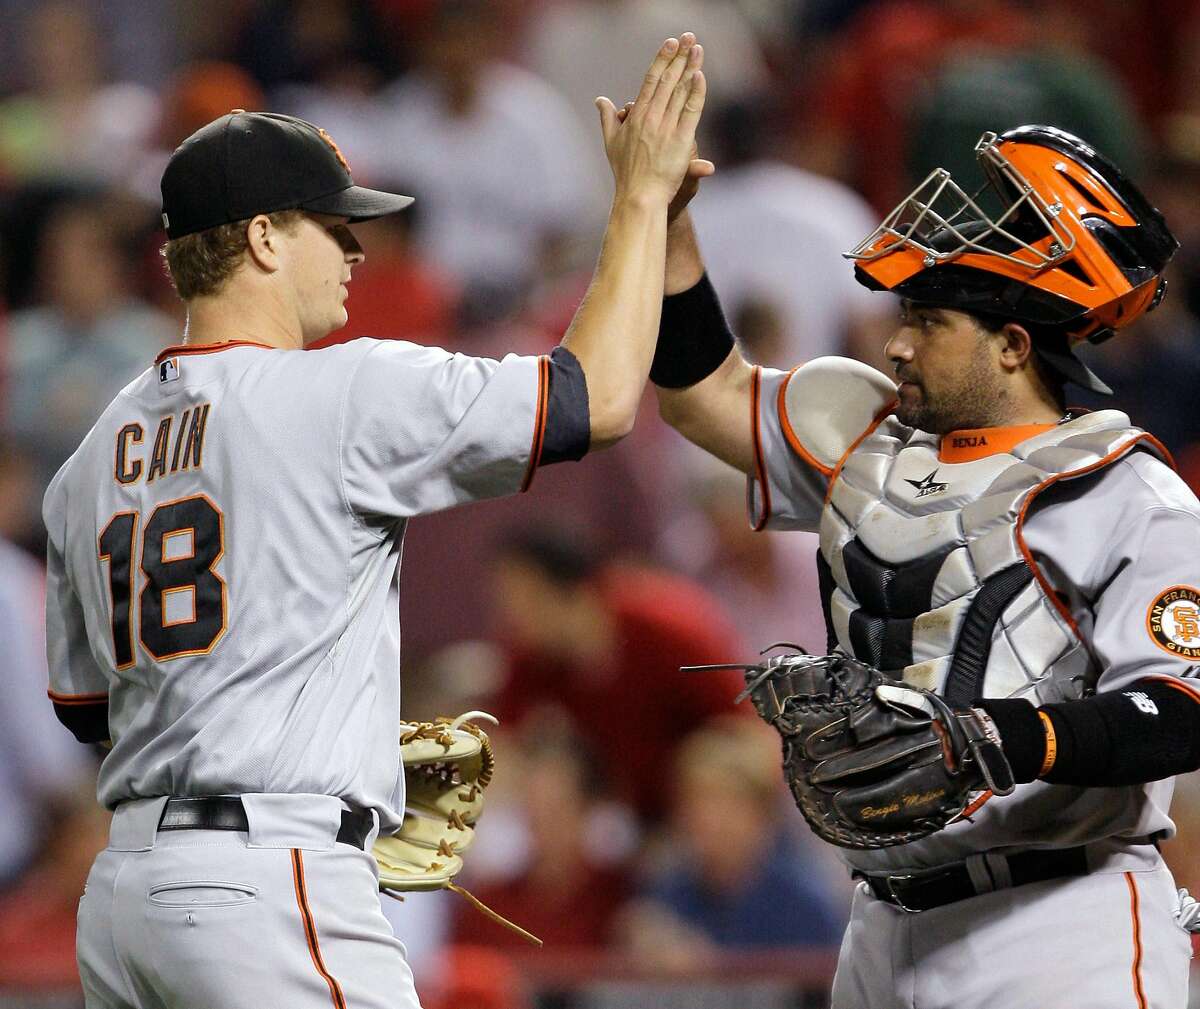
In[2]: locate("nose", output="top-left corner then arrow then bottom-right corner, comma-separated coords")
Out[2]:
885,326 -> 914,368
344,232 -> 365,266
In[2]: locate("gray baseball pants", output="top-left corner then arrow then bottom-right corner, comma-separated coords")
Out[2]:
76,795 -> 420,1009
832,850 -> 1191,1008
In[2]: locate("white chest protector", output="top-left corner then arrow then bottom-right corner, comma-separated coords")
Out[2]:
818,410 -> 1164,705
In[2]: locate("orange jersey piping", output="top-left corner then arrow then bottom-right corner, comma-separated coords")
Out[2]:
823,402 -> 898,508
154,340 -> 274,365
47,689 -> 108,705
1126,871 -> 1148,1009
775,366 -> 834,477
1144,676 -> 1200,705
1014,433 -> 1171,649
520,355 -> 550,493
290,849 -> 347,1009
750,366 -> 771,531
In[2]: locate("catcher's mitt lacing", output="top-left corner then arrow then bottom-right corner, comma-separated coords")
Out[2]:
385,714 -> 541,947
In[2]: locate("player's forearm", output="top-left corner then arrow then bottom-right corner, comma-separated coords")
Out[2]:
652,264 -> 756,473
561,194 -> 667,449
657,348 -> 756,473
665,210 -> 705,294
981,678 -> 1200,786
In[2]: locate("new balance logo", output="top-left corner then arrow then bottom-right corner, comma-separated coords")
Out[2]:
904,469 -> 949,498
1125,691 -> 1159,716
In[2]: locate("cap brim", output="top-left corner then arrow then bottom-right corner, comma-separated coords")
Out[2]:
1034,344 -> 1113,395
302,184 -> 414,222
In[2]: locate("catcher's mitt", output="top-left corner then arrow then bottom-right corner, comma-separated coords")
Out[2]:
699,652 -> 1015,849
372,711 -> 540,945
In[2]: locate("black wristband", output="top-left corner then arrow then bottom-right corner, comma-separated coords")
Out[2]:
650,273 -> 735,388
976,697 -> 1047,784
981,679 -> 1200,788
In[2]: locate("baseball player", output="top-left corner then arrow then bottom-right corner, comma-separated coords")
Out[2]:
653,126 -> 1200,1007
42,35 -> 707,1009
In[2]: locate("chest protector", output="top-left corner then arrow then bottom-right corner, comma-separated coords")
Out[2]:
818,410 -> 1163,705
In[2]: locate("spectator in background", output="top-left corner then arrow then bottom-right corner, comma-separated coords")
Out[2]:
234,0 -> 402,97
689,97 -> 894,370
523,0 -> 769,147
905,37 -> 1144,204
1,190 -> 174,494
619,720 -> 846,969
0,532 -> 104,994
486,526 -> 747,823
0,438 -> 42,555
661,449 -> 827,655
360,0 -> 607,322
422,945 -> 530,1009
128,61 -> 267,207
1067,145 -> 1200,454
795,0 -> 1139,212
0,2 -> 158,185
451,726 -> 630,950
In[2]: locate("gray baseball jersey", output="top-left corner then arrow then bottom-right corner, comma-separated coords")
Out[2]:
43,338 -> 558,833
748,357 -> 1200,873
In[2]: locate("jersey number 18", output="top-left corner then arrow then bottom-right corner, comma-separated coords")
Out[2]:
98,495 -> 226,669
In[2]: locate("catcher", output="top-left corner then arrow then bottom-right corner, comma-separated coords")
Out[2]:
658,126 -> 1200,1007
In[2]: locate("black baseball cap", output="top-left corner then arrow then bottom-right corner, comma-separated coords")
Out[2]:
160,111 -> 413,239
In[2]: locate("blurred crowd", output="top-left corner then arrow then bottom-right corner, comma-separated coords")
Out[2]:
3,0 -> 1200,1005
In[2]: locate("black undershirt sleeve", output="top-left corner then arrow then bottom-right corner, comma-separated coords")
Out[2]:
52,698 -> 111,745
539,345 -> 591,465
980,678 -> 1200,787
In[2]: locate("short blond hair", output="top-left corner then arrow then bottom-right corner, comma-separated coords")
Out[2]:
160,209 -> 304,300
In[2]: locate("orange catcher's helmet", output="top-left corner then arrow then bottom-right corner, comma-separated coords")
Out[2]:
847,126 -> 1178,391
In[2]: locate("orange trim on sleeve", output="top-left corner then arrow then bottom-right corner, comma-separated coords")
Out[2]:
1014,433 -> 1168,649
1037,710 -> 1057,776
290,849 -> 348,1009
776,367 -> 834,477
1145,676 -> 1200,704
1125,871 -> 1149,1009
47,689 -> 108,706
154,340 -> 273,365
520,355 -> 550,493
823,402 -> 898,507
750,366 -> 771,531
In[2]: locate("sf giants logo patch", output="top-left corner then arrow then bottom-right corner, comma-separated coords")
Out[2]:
317,128 -> 351,173
1147,585 -> 1200,660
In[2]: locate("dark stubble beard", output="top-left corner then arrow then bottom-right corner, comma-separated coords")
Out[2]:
895,337 -> 1008,435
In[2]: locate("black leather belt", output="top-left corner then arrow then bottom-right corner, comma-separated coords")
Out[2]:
157,797 -> 374,850
859,845 -> 1089,913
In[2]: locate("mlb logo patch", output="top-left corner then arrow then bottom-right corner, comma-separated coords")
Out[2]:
159,358 -> 180,384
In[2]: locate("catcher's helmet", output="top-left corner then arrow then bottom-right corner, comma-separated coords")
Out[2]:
846,126 -> 1178,392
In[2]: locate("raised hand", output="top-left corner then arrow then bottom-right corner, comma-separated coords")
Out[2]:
595,34 -> 708,209
617,100 -> 715,223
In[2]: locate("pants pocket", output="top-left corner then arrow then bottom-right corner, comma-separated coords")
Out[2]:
148,879 -> 258,908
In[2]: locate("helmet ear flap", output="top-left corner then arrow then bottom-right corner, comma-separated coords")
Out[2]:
1080,277 -> 1164,342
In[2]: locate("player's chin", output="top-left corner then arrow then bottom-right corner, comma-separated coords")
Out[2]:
894,383 -> 923,425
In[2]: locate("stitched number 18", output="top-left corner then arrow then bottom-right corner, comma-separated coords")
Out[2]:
98,496 -> 226,669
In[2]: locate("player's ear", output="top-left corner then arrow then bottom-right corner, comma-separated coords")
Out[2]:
998,323 -> 1034,371
245,214 -> 281,273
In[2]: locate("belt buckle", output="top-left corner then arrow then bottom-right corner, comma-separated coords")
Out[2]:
883,873 -> 921,914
